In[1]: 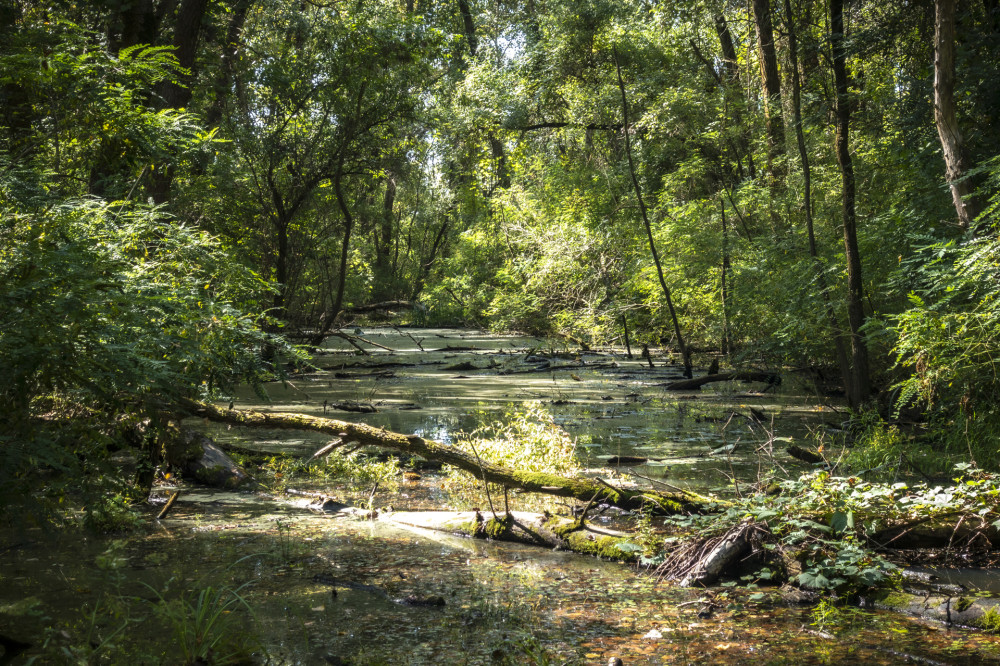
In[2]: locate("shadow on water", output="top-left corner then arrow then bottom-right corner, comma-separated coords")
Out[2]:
6,487 -> 1000,664
216,327 -> 838,494
5,329 -> 1000,663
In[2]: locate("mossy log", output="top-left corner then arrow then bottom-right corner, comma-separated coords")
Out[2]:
869,589 -> 1000,631
663,371 -> 781,391
179,398 -> 717,514
387,510 -> 641,561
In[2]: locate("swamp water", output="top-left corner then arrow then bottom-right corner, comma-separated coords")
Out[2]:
3,328 -> 1000,664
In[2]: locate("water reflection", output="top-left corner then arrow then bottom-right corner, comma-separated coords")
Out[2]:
210,328 -> 841,494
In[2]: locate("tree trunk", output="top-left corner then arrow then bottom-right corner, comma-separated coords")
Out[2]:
206,0 -> 252,127
934,0 -> 982,230
752,0 -> 786,183
178,399 -> 718,514
831,0 -> 871,408
720,199 -> 731,355
411,214 -> 449,300
327,172 -> 355,332
614,48 -> 692,379
457,0 -> 478,58
714,14 -> 756,179
784,0 -> 853,400
149,0 -> 211,203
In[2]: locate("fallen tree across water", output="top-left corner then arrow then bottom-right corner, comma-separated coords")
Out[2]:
166,400 -> 1000,631
662,371 -> 781,391
177,398 -> 718,514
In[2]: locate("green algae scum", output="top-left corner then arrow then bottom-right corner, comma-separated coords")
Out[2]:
4,329 -> 1000,664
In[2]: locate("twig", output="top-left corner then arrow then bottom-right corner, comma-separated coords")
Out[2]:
393,325 -> 425,352
309,438 -> 344,460
156,491 -> 180,520
575,489 -> 603,528
626,470 -> 698,497
468,440 -> 498,519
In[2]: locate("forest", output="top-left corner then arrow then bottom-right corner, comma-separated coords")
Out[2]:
2,0 -> 1000,663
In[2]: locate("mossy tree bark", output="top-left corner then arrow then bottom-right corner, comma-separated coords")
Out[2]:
179,399 -> 718,514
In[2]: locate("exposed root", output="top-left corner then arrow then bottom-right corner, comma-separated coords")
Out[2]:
657,520 -> 771,587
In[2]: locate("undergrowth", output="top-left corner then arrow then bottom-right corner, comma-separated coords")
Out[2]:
444,404 -> 580,504
657,464 -> 1000,596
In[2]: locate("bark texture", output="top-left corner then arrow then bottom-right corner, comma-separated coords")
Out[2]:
752,0 -> 786,181
934,0 -> 981,230
179,399 -> 718,514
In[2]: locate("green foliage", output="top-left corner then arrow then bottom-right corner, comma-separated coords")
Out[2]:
890,229 -> 1000,415
84,494 -> 144,535
886,158 -> 1000,467
0,13 -> 303,511
250,450 -> 400,494
662,466 -> 1000,594
147,579 -> 260,666
1,198 -> 284,412
446,404 -> 580,495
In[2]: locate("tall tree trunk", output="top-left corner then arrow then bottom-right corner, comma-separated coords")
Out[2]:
206,0 -> 252,127
752,0 -> 786,183
457,0 -> 477,57
614,48 -> 692,379
331,172 -> 355,327
411,214 -> 450,300
934,0 -> 981,230
831,0 -> 871,407
714,14 -> 756,180
784,0 -> 852,394
375,175 -> 396,270
720,199 -> 732,355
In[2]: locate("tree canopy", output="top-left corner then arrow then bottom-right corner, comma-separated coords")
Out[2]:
3,0 -> 1000,493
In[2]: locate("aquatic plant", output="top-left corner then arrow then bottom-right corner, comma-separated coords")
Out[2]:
148,580 -> 260,665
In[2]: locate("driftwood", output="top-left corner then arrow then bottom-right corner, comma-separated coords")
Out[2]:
156,491 -> 180,520
497,361 -> 617,376
663,371 -> 781,391
179,399 -> 717,514
678,524 -> 752,587
323,399 -> 378,413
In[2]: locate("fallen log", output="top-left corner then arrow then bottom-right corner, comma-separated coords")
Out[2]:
662,371 -> 781,391
324,400 -> 378,413
178,398 -> 718,514
342,300 -> 414,314
386,510 -> 641,561
867,589 -> 1000,632
787,445 -> 825,465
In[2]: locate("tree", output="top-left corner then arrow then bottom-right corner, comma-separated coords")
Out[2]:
933,0 -> 982,230
830,0 -> 871,407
